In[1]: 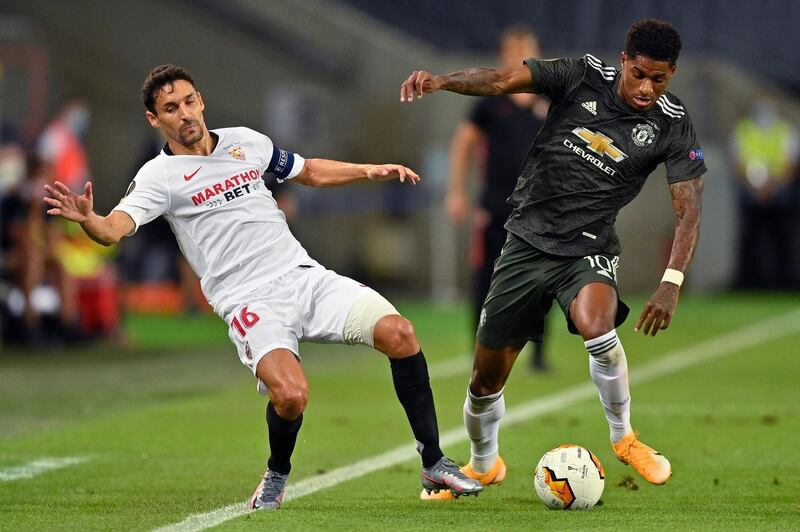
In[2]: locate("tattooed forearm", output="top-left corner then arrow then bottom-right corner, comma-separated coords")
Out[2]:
438,68 -> 518,96
667,176 -> 704,273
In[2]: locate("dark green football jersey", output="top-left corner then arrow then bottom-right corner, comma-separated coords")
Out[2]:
505,54 -> 707,257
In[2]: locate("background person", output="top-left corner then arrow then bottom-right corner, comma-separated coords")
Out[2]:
445,25 -> 551,371
729,92 -> 800,289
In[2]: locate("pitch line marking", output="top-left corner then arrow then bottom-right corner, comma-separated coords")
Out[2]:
0,456 -> 90,482
154,307 -> 800,532
428,354 -> 471,380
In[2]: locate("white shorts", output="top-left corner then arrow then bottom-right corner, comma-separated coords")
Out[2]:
224,265 -> 397,393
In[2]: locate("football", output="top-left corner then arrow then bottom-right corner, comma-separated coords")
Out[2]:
533,444 -> 605,510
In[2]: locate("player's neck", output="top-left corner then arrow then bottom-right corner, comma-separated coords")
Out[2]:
167,129 -> 216,156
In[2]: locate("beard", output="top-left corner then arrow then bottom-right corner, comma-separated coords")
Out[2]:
178,122 -> 204,146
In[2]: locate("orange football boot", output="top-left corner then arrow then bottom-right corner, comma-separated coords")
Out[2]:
612,432 -> 671,485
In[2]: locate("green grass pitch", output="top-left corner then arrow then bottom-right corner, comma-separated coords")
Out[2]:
1,293 -> 799,530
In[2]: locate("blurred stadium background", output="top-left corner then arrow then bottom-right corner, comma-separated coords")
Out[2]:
1,1 -> 800,529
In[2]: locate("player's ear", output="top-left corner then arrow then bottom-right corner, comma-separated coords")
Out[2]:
197,91 -> 205,111
619,51 -> 627,69
145,110 -> 159,128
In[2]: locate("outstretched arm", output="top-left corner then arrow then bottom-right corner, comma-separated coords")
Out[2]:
291,159 -> 420,188
635,176 -> 704,336
43,181 -> 134,246
400,64 -> 534,102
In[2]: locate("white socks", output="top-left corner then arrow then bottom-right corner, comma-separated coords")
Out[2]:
463,330 -> 631,468
585,329 -> 632,443
463,387 -> 505,473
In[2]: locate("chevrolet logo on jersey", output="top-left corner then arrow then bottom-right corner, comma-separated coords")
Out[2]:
571,127 -> 627,162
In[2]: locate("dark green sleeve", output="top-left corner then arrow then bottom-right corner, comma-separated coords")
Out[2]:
664,113 -> 708,183
524,57 -> 584,104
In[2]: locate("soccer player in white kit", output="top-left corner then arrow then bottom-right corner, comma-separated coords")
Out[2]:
43,64 -> 482,509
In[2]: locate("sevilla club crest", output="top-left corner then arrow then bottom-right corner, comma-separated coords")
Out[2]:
228,146 -> 246,161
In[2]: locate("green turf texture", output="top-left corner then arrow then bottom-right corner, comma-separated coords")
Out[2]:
1,293 -> 798,530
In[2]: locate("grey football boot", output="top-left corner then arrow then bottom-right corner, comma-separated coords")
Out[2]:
421,456 -> 484,497
249,469 -> 289,510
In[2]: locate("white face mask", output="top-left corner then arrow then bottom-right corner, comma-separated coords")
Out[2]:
64,104 -> 91,138
0,149 -> 25,193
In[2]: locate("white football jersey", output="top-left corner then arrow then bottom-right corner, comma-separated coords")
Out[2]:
113,126 -> 314,317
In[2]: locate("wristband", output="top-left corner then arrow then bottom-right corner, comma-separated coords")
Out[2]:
661,268 -> 684,287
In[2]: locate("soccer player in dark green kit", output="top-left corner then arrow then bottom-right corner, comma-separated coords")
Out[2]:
401,19 -> 705,495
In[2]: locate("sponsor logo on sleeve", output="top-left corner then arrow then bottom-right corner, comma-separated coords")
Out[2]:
689,148 -> 704,161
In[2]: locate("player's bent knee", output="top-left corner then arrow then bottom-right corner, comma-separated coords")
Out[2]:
271,385 -> 309,420
575,316 -> 615,341
571,284 -> 618,340
342,291 -> 399,348
571,304 -> 615,340
376,315 -> 420,359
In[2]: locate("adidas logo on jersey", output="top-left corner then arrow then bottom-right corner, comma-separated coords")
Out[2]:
582,101 -> 597,115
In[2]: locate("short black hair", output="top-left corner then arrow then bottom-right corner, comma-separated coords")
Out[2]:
141,64 -> 196,114
624,19 -> 682,64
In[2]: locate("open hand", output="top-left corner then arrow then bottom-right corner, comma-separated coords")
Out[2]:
635,282 -> 680,336
44,181 -> 94,223
366,164 -> 420,184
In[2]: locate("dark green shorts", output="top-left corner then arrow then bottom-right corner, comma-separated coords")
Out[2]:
476,232 -> 630,349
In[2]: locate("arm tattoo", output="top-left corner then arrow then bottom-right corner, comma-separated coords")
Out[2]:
439,68 -> 511,96
668,177 -> 704,272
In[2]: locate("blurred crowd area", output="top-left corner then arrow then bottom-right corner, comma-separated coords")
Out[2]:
0,99 -> 211,347
729,93 -> 800,290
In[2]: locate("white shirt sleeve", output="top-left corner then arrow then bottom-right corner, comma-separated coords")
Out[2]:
111,159 -> 170,235
244,128 -> 305,182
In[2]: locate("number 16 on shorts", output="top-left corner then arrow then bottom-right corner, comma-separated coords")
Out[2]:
230,306 -> 261,338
